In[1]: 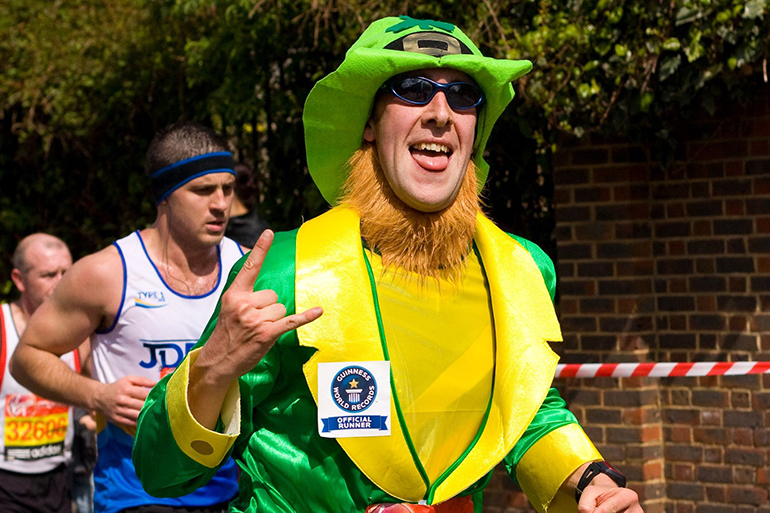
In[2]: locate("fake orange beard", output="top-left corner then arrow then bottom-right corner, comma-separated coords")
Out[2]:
339,143 -> 481,283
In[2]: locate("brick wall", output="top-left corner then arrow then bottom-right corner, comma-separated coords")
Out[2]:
483,91 -> 770,513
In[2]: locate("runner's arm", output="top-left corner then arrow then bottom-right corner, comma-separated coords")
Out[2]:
10,248 -> 154,427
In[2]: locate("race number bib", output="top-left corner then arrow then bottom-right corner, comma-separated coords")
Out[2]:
4,394 -> 68,461
318,361 -> 391,438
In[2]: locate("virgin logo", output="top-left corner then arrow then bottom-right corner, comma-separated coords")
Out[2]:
6,395 -> 37,417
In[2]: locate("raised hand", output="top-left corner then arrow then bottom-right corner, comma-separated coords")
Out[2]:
188,230 -> 322,429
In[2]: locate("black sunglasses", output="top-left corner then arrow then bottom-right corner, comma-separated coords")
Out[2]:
381,76 -> 485,110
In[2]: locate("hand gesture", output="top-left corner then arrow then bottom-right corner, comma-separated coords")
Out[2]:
94,375 -> 156,432
196,230 -> 323,387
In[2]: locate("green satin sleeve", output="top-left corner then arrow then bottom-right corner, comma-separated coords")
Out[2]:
502,388 -> 580,485
132,230 -> 297,498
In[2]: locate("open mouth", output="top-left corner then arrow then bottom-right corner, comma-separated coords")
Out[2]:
409,142 -> 453,171
410,142 -> 452,156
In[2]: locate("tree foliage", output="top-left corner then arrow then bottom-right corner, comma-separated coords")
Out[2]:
1,0 -> 767,299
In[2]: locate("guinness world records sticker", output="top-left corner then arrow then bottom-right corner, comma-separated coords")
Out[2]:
317,361 -> 391,438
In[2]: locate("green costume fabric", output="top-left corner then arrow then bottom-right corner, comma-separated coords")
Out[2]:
133,230 -> 581,512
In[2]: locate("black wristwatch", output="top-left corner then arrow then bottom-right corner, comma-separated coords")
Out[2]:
574,461 -> 627,502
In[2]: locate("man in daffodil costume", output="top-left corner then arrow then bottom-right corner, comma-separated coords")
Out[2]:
133,16 -> 642,513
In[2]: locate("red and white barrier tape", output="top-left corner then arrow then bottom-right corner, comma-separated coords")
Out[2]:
555,361 -> 770,378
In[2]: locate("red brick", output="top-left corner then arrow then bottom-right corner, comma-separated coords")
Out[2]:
554,188 -> 572,204
669,314 -> 687,329
693,220 -> 713,236
668,482 -> 704,500
613,184 -> 650,201
752,119 -> 770,137
670,279 -> 687,293
705,485 -> 727,502
758,216 -> 770,233
731,390 -> 752,408
552,149 -> 571,167
726,160 -> 745,176
758,467 -> 770,485
560,298 -> 578,314
726,199 -> 746,215
729,315 -> 749,330
751,139 -> 770,156
731,427 -> 755,445
575,185 -> 612,203
729,276 -> 747,292
727,486 -> 768,506
643,425 -> 662,442
596,203 -> 650,222
669,426 -> 692,443
735,466 -> 755,484
593,165 -> 647,183
668,240 -> 686,255
696,258 -> 716,273
667,202 -> 687,218
672,463 -> 694,481
756,177 -> 770,194
705,447 -> 723,463
575,223 -> 614,240
694,427 -> 728,444
615,222 -> 653,239
620,376 -> 657,389
559,279 -> 596,296
697,296 -> 718,311
689,141 -> 725,161
617,297 -> 648,313
701,410 -> 722,426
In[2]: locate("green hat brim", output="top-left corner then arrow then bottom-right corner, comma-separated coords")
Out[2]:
303,21 -> 532,205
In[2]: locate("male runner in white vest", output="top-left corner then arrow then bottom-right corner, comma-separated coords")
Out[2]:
1,233 -> 81,513
11,123 -> 244,513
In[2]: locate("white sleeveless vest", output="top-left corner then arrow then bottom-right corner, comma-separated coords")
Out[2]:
92,231 -> 243,384
90,231 -> 243,513
0,303 -> 78,474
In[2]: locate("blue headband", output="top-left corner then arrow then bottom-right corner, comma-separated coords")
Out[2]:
150,151 -> 236,204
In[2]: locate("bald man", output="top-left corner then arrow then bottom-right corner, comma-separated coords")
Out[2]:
1,234 -> 84,513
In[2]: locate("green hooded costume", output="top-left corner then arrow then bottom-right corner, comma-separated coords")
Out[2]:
132,16 -> 602,513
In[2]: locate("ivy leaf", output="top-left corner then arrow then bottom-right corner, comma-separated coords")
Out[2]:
742,0 -> 766,19
676,6 -> 703,25
640,92 -> 654,112
662,38 -> 681,51
685,30 -> 704,62
659,54 -> 682,81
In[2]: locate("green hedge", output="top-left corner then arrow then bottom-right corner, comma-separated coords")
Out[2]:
1,0 -> 767,300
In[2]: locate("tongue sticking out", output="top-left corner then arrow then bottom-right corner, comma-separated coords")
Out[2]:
411,148 -> 450,171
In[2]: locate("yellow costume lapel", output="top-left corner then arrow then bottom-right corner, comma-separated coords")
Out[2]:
295,207 -> 563,504
295,207 -> 428,501
430,213 -> 562,503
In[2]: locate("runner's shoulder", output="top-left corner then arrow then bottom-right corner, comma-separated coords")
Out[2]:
56,245 -> 123,305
